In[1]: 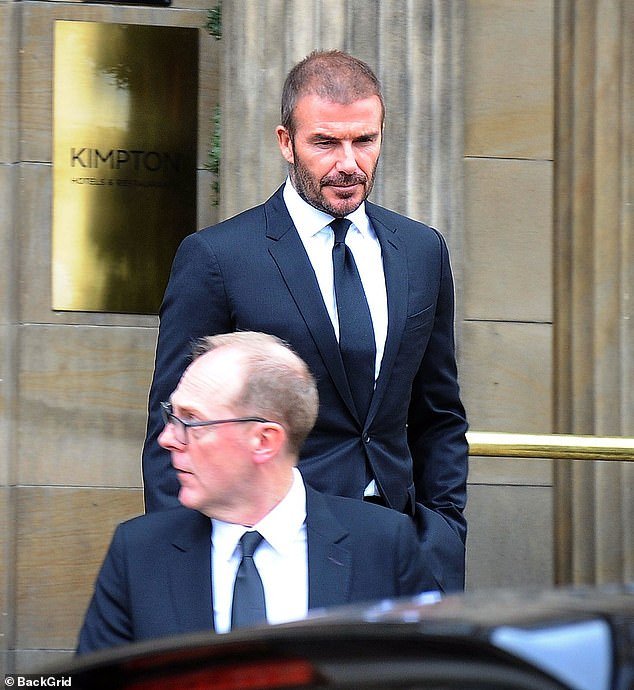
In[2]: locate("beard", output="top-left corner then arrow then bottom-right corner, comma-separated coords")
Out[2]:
289,143 -> 377,217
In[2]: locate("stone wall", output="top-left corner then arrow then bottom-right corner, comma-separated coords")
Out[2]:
461,0 -> 555,588
0,0 -> 220,673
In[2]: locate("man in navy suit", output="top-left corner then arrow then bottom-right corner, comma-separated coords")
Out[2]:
78,332 -> 434,653
142,50 -> 468,592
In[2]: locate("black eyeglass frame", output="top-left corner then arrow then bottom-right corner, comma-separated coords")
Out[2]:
160,401 -> 273,443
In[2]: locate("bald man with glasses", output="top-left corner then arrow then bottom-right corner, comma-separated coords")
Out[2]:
77,332 -> 437,654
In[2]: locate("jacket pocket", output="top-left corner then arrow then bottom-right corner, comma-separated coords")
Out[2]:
404,303 -> 433,332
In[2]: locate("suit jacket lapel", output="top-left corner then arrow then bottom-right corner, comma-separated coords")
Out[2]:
167,510 -> 215,633
305,486 -> 352,610
367,208 -> 409,422
264,188 -> 357,418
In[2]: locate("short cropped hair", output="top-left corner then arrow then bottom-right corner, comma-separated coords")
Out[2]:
281,50 -> 385,135
192,332 -> 319,456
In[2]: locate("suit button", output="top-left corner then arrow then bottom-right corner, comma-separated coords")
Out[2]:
363,434 -> 371,444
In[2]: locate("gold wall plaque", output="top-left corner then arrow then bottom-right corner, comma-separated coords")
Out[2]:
53,21 -> 199,313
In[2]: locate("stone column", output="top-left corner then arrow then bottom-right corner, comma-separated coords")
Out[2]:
554,0 -> 633,584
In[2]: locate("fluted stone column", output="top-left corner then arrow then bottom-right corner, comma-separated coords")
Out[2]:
554,0 -> 633,584
220,0 -> 465,316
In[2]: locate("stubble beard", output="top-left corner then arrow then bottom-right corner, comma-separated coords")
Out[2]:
289,143 -> 377,218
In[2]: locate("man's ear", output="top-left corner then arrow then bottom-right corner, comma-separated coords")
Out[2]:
251,423 -> 286,464
275,126 -> 294,164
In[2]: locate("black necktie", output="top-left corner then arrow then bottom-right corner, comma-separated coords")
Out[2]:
230,531 -> 266,630
331,218 -> 376,421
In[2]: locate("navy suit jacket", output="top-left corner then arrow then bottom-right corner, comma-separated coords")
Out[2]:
142,186 -> 468,591
77,486 -> 436,654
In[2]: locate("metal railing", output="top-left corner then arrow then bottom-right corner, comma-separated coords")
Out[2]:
466,431 -> 634,462
466,431 -> 634,585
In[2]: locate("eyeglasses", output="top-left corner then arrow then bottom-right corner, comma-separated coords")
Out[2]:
160,401 -> 273,445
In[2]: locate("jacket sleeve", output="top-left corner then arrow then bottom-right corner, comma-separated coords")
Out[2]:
76,525 -> 132,654
407,231 -> 469,593
142,232 -> 232,512
395,512 -> 441,595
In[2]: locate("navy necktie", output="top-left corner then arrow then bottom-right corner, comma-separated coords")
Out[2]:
230,531 -> 266,630
331,218 -> 376,421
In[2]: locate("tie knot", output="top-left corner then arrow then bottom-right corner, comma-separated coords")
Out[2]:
239,531 -> 263,558
330,217 -> 352,245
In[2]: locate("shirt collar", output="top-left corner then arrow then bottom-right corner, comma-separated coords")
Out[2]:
211,467 -> 307,561
283,177 -> 372,241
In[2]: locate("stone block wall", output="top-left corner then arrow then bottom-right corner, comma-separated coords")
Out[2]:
0,0 -> 220,673
461,0 -> 555,589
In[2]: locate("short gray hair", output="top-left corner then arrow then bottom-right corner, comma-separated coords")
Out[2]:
192,332 -> 318,456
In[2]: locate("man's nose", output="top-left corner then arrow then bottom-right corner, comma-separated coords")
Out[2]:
335,141 -> 359,173
158,423 -> 183,451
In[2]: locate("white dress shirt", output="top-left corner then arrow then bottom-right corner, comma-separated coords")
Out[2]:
283,179 -> 388,382
210,467 -> 309,633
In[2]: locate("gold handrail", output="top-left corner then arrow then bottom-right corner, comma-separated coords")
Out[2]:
466,431 -> 634,462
